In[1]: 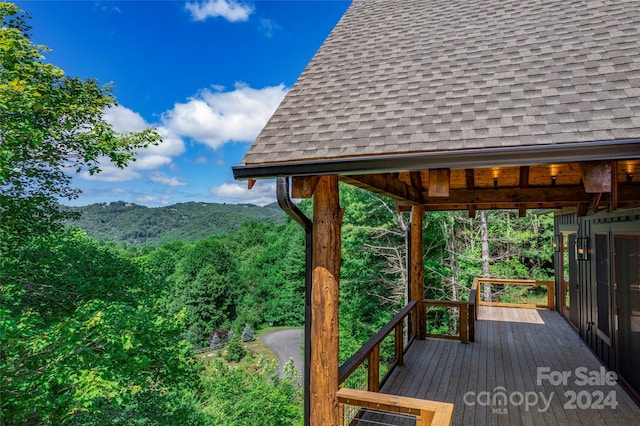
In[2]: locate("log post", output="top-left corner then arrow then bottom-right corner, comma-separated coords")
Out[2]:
411,205 -> 425,339
311,175 -> 342,426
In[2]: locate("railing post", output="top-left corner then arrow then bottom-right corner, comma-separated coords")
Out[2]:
460,304 -> 468,344
416,410 -> 434,426
547,280 -> 555,310
468,303 -> 475,342
368,345 -> 380,392
395,323 -> 404,367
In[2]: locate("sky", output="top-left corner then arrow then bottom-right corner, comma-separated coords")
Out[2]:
16,0 -> 351,206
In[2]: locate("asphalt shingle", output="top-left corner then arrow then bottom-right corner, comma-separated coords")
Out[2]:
242,0 -> 640,165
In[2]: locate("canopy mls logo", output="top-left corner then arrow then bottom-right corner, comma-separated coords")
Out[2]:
464,367 -> 619,414
463,387 -> 553,414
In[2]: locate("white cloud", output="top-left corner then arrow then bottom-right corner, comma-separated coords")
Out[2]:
163,83 -> 287,149
149,172 -> 187,187
80,105 -> 186,182
80,162 -> 141,182
185,0 -> 253,22
210,180 -> 276,206
104,104 -> 148,132
194,156 -> 208,164
134,194 -> 171,205
259,18 -> 281,38
146,127 -> 185,157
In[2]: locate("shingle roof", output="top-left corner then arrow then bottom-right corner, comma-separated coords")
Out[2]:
241,0 -> 640,167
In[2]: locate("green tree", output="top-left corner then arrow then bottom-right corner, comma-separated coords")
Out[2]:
224,334 -> 246,363
0,2 -> 160,243
0,229 -> 207,425
203,360 -> 302,426
241,324 -> 255,342
229,220 -> 306,328
163,237 -> 240,347
338,184 -> 409,359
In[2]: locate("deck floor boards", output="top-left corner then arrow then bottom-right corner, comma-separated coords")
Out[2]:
362,307 -> 640,426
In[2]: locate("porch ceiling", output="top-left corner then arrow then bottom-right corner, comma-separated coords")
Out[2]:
340,158 -> 640,214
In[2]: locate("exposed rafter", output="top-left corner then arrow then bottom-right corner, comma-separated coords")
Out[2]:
342,174 -> 422,204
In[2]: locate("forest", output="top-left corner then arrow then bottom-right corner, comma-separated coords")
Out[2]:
62,201 -> 285,247
1,182 -> 554,425
0,3 -> 554,424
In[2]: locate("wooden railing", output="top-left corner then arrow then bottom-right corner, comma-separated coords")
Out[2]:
339,300 -> 418,392
338,300 -> 456,425
337,388 -> 454,426
422,299 -> 474,344
473,277 -> 555,310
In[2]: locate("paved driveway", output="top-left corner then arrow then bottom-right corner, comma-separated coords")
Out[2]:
260,328 -> 304,383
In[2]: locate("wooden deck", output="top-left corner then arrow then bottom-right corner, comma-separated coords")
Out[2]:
366,307 -> 640,425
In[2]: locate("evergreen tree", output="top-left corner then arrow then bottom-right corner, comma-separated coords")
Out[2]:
241,324 -> 255,342
224,335 -> 246,363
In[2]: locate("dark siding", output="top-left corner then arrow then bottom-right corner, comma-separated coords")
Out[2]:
554,208 -> 640,399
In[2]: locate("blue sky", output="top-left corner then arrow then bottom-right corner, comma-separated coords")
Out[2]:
17,0 -> 350,206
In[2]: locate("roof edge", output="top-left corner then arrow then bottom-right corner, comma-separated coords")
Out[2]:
232,139 -> 640,180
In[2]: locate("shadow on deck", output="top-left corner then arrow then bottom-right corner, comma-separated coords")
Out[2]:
378,306 -> 640,425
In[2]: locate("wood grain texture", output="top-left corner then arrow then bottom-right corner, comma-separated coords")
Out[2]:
311,175 -> 342,425
411,205 -> 425,339
377,307 -> 640,425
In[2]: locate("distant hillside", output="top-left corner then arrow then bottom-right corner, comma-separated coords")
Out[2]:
63,201 -> 286,246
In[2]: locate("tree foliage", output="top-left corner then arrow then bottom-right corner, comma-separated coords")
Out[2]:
223,335 -> 246,363
0,2 -> 160,242
203,360 -> 302,426
0,230 -> 206,425
63,201 -> 285,247
241,324 -> 255,342
0,10 -> 556,414
159,236 -> 240,347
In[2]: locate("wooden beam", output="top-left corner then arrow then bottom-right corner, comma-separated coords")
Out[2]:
343,174 -> 422,204
580,161 -> 612,193
248,179 -> 256,190
518,166 -> 529,216
292,176 -> 320,199
618,182 -> 640,202
311,175 -> 342,426
465,169 -> 475,190
428,169 -> 450,197
409,171 -> 424,204
399,201 -> 586,211
430,202 -> 580,211
420,186 -> 591,206
593,193 -> 603,213
577,202 -> 589,217
519,166 -> 530,188
466,169 -> 476,218
611,160 -> 618,211
518,204 -> 527,217
411,205 -> 425,340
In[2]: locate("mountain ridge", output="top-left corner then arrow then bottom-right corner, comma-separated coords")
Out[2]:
63,201 -> 286,246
